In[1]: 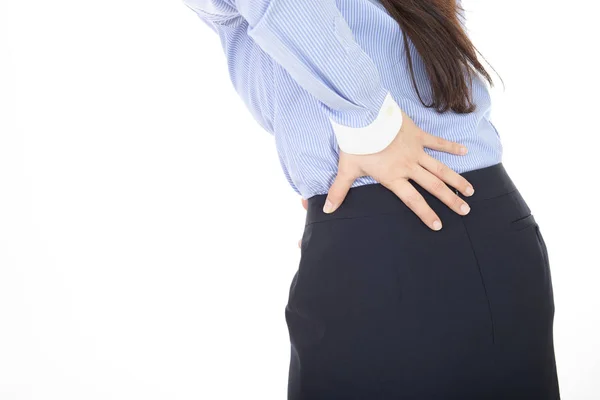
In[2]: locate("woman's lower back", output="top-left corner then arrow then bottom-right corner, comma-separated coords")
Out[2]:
272,64 -> 504,199
286,162 -> 559,399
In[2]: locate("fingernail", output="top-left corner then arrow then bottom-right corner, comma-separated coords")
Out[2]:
433,220 -> 442,230
460,146 -> 468,155
461,203 -> 471,215
465,186 -> 474,196
323,199 -> 334,214
298,240 -> 302,248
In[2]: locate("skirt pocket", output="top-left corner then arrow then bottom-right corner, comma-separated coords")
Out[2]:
472,193 -> 555,343
509,213 -> 537,231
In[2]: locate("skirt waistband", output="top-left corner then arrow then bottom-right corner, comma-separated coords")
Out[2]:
305,162 -> 516,226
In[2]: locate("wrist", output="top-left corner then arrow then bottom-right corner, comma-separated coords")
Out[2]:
329,92 -> 403,155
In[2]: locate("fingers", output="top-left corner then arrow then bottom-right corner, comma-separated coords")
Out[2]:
383,179 -> 443,231
409,165 -> 471,217
299,198 -> 308,248
419,154 -> 474,197
299,171 -> 352,246
421,132 -> 468,156
324,172 -> 355,214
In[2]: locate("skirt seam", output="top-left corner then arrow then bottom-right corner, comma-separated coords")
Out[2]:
460,217 -> 497,344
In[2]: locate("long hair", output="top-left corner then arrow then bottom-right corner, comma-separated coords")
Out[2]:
378,0 -> 501,113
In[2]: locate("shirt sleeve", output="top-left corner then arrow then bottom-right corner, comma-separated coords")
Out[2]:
182,0 -> 404,155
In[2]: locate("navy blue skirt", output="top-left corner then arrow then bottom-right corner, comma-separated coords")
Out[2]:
286,162 -> 559,399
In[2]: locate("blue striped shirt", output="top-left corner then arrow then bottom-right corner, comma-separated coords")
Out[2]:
183,0 -> 503,199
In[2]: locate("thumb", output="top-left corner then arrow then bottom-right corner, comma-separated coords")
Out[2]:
324,172 -> 355,214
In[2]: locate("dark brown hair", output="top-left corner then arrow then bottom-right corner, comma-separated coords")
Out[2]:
379,0 -> 501,113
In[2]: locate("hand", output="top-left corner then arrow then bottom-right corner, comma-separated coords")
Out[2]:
325,110 -> 475,231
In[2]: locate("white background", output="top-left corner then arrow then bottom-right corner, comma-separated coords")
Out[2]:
1,0 -> 598,398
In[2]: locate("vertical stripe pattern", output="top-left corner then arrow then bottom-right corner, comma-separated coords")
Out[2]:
184,0 -> 503,199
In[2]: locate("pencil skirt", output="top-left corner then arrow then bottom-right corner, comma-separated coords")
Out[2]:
285,162 -> 559,399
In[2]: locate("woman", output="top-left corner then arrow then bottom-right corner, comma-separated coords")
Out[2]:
183,0 -> 560,398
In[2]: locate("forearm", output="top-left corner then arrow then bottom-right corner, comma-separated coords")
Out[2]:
184,0 -> 404,154
237,0 -> 403,154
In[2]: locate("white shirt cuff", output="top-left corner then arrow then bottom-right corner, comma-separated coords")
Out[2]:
329,92 -> 403,155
